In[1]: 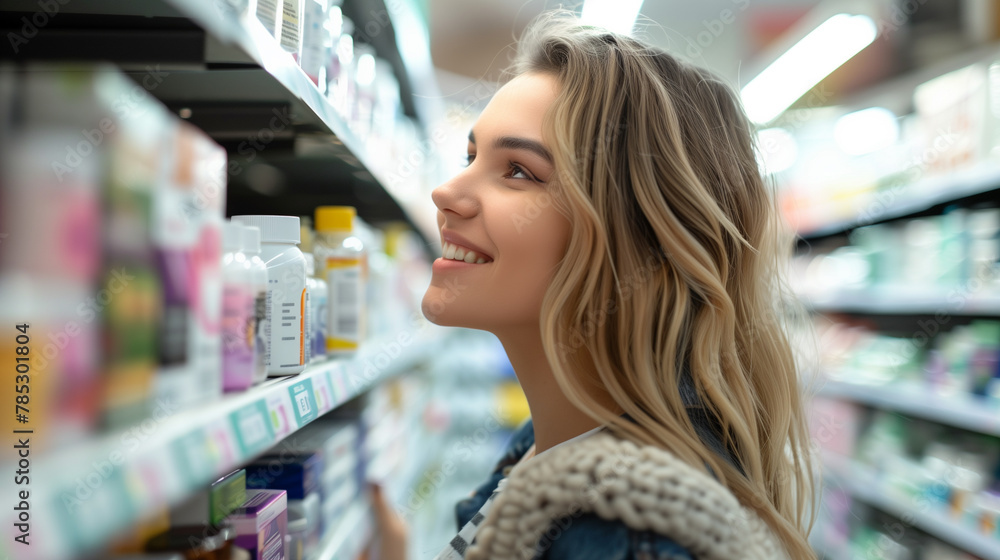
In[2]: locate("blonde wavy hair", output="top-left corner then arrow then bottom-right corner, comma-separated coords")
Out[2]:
512,13 -> 817,559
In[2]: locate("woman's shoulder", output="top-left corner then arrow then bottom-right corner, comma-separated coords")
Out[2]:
537,513 -> 696,560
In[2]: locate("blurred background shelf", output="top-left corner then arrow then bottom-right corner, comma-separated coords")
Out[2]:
0,328 -> 446,560
797,155 -> 1000,241
822,452 -> 1000,560
817,377 -> 1000,436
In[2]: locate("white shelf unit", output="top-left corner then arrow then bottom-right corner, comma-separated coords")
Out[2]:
0,327 -> 446,560
1,1 -> 446,558
801,286 -> 1000,316
822,452 -> 1000,560
816,378 -> 1000,436
162,0 -> 441,241
798,161 -> 1000,240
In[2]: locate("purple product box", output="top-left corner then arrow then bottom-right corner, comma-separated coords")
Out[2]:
228,489 -> 288,560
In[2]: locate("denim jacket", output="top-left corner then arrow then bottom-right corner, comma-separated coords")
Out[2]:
455,386 -> 740,560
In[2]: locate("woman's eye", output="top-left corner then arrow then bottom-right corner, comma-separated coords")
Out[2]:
464,153 -> 475,167
508,164 -> 531,180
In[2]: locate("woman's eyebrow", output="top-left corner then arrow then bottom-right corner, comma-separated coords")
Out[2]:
468,130 -> 553,164
494,136 -> 553,164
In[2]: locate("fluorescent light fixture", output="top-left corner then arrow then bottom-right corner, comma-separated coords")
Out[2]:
756,127 -> 798,174
580,0 -> 644,35
834,107 -> 899,156
741,13 -> 877,124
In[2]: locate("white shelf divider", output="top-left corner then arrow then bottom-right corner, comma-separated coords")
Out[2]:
822,452 -> 1000,560
0,326 -> 446,560
816,378 -> 1000,436
799,285 -> 1000,316
798,161 -> 1000,240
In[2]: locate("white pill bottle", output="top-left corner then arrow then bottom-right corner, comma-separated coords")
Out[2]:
232,215 -> 308,375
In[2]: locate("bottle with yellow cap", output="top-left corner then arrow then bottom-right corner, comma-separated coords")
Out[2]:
314,206 -> 366,354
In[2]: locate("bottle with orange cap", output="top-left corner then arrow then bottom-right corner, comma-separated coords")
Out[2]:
313,206 -> 366,355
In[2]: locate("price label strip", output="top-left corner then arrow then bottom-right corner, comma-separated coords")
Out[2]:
288,379 -> 318,425
230,400 -> 277,456
331,363 -> 349,406
266,390 -> 298,439
171,430 -> 216,487
311,370 -> 333,414
205,418 -> 240,474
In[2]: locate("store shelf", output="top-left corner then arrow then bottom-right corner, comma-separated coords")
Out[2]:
817,378 -> 1000,436
798,162 -> 1000,240
822,452 -> 1000,560
316,500 -> 373,560
160,0 -> 439,241
0,0 -> 440,241
0,326 -> 446,560
800,285 -> 1000,316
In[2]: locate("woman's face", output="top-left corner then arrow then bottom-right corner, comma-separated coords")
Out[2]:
422,72 -> 569,332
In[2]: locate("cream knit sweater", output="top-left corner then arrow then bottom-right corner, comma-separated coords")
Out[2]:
464,432 -> 791,560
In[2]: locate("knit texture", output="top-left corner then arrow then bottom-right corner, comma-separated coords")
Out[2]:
464,432 -> 790,560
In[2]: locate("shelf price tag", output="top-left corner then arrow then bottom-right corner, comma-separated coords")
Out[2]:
288,379 -> 318,425
331,363 -> 349,404
311,369 -> 333,414
231,400 -> 276,456
205,418 -> 239,473
266,389 -> 298,438
171,430 -> 215,486
57,469 -> 132,551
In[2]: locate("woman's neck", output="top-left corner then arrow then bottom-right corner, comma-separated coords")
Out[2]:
493,325 -> 617,454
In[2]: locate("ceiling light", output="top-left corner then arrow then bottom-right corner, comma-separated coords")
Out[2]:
580,0 -> 644,35
741,13 -> 877,124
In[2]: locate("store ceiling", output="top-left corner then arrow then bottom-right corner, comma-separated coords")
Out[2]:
429,0 -> 822,94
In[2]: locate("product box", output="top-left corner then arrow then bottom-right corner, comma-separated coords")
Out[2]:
171,469 -> 247,527
246,451 -> 322,499
152,118 -> 227,410
229,489 -> 288,560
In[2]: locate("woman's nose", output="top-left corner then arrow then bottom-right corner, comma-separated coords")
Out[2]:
431,171 -> 479,219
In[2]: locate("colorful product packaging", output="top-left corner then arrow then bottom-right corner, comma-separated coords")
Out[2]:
228,489 -> 288,560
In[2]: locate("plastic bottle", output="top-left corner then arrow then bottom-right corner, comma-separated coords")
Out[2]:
241,226 -> 270,385
314,206 -> 365,355
221,222 -> 256,391
232,215 -> 308,375
302,253 -> 328,362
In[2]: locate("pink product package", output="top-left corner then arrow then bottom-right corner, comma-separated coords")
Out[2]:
228,489 -> 288,560
222,283 -> 256,391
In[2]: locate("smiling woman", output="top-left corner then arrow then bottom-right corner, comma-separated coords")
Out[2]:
376,9 -> 817,560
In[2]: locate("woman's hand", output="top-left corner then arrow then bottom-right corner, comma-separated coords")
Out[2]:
369,483 -> 408,560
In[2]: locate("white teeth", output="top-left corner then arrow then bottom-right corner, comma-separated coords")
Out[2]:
440,241 -> 490,264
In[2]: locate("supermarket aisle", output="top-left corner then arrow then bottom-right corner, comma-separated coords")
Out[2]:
3,1 -> 1000,559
